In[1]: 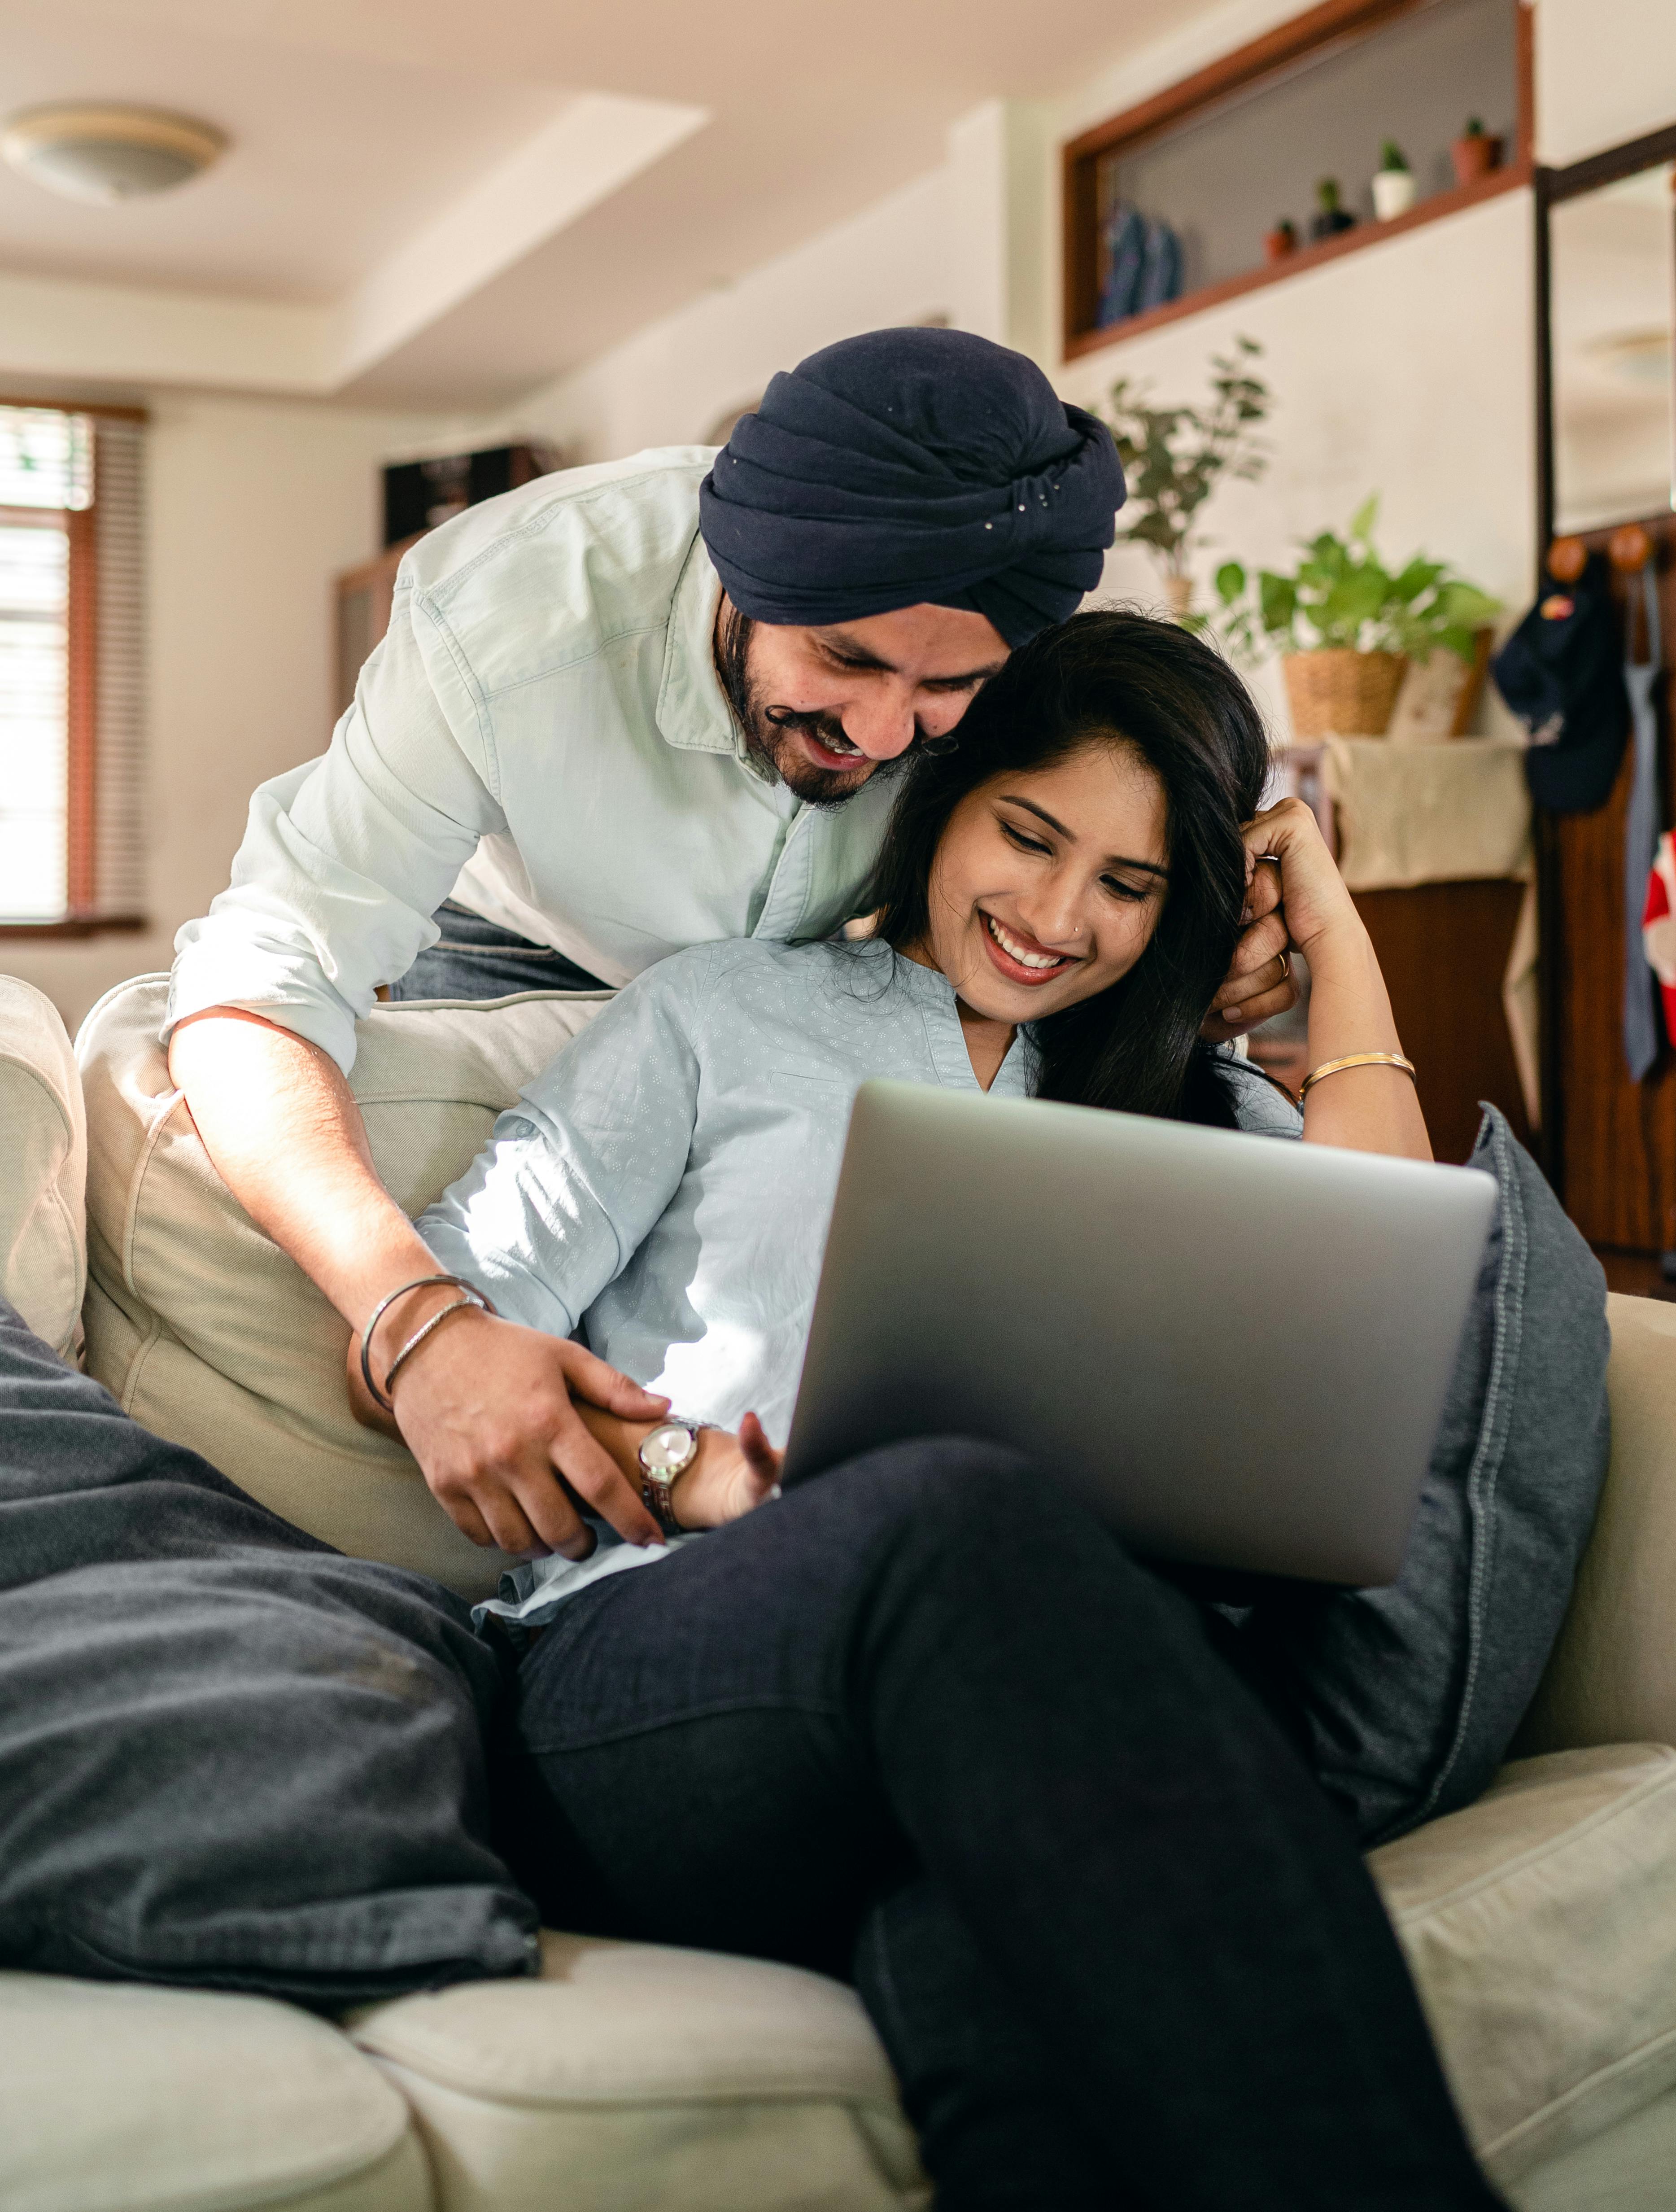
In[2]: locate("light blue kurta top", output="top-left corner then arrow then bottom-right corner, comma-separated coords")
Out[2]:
416,936 -> 1302,1626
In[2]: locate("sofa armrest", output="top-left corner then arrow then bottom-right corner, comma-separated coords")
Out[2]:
0,976 -> 86,1360
1517,1294 -> 1676,1755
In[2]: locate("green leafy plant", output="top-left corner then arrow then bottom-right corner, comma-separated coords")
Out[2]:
1209,496 -> 1501,663
1379,140 -> 1410,173
1100,335 -> 1270,585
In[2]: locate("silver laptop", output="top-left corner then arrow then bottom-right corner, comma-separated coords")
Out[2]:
780,1080 -> 1496,1587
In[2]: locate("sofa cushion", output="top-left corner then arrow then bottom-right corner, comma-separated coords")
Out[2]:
1240,1106 -> 1611,1846
1518,1294 -> 1676,1755
1370,1741 -> 1676,2186
349,1929 -> 927,2212
78,976 -> 611,1600
0,1301 -> 538,2009
0,1971 -> 433,2212
0,976 -> 86,1361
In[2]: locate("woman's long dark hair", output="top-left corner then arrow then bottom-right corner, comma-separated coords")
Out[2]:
866,609 -> 1270,1127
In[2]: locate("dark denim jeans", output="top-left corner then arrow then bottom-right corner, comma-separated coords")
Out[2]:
493,1441 -> 1505,2212
389,901 -> 606,1001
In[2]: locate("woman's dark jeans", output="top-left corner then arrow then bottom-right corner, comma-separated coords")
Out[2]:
493,1439 -> 1505,2212
389,901 -> 606,1001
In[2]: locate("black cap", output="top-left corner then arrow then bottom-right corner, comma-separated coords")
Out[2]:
1491,551 -> 1628,813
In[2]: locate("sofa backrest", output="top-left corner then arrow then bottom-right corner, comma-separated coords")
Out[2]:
0,978 -> 86,1363
76,975 -> 612,1600
1517,1293 -> 1676,1757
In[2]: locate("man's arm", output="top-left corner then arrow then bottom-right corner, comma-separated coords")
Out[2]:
168,1010 -> 666,1556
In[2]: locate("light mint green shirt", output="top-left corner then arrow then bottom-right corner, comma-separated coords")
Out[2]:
415,936 -> 1303,1625
167,451 -> 898,1075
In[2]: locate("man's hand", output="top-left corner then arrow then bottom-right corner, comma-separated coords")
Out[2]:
349,1303 -> 671,1557
1202,849 -> 1299,1043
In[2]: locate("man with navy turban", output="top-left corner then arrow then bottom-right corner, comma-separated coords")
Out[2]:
167,326 -> 1290,1552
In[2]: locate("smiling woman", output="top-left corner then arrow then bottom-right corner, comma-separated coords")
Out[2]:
868,608 -> 1269,1122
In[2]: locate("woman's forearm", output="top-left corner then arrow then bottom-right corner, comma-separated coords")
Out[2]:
1299,922 -> 1431,1161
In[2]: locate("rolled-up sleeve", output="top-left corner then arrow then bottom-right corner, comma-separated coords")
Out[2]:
415,954 -> 707,1336
166,577 -> 508,1074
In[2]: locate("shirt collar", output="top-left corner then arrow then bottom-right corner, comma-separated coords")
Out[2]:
857,941 -> 1041,1096
657,531 -> 739,757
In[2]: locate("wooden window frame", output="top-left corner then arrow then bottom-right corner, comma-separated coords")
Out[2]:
1061,0 -> 1535,360
0,398 -> 146,940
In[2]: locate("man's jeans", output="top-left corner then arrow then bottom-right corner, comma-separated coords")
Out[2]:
390,901 -> 606,1001
493,1441 -> 1505,2212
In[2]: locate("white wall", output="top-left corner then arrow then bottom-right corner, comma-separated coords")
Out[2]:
499,164 -> 957,463
1536,0 -> 1676,167
8,391 -> 441,1034
1056,190 -> 1537,743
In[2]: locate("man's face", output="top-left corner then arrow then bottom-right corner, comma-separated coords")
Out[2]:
718,600 -> 1010,805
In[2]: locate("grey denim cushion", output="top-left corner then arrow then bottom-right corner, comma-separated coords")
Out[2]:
0,1302 -> 539,2008
1243,1106 -> 1611,1847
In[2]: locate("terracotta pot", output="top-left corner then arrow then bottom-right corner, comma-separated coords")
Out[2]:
1281,649 -> 1406,739
1264,223 -> 1298,262
1451,131 -> 1502,187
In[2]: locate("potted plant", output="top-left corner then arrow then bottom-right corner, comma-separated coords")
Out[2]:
1309,177 -> 1357,240
1207,497 -> 1501,738
1452,117 -> 1503,186
1372,142 -> 1416,220
1099,337 -> 1271,620
1264,217 -> 1298,262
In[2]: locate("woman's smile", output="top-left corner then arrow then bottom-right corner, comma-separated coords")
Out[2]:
979,909 -> 1082,986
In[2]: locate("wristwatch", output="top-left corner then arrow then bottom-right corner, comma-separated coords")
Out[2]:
637,1416 -> 706,1536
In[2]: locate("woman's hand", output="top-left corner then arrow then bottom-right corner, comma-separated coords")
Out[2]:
671,1412 -> 783,1530
1207,797 -> 1364,1036
1222,798 -> 1430,1161
1240,796 -> 1362,962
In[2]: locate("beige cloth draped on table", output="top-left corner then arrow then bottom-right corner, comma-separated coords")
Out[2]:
1314,737 -> 1537,1128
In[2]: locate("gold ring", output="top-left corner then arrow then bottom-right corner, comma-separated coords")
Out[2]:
1277,950 -> 1291,982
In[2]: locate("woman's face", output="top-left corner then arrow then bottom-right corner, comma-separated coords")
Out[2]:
921,738 -> 1170,1023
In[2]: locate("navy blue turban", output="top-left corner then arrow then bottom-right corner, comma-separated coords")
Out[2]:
698,328 -> 1126,648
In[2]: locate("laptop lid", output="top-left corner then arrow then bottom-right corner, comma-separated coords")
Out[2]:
780,1080 -> 1495,1587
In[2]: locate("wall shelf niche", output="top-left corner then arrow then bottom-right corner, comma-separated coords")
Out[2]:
1062,0 -> 1533,361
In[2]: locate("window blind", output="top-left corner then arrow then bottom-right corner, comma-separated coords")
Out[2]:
93,419 -> 145,920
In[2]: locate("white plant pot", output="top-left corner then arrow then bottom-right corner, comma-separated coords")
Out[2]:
1372,169 -> 1417,221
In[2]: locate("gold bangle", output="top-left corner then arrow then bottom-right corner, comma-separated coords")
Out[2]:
1299,1051 -> 1417,1100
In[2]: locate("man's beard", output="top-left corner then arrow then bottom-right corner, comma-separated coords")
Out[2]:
716,609 -> 904,809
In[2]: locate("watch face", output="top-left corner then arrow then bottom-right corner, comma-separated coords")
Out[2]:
641,1421 -> 696,1475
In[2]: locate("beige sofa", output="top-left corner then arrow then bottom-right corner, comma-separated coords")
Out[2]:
3,968 -> 1676,2212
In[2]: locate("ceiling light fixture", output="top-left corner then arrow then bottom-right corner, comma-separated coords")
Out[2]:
0,104 -> 227,203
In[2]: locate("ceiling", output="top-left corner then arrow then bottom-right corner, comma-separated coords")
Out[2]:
0,0 -> 1192,411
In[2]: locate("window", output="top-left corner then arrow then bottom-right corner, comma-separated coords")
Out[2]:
0,403 -> 144,930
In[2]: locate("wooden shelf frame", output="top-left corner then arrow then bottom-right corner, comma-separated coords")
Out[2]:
1062,0 -> 1534,361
